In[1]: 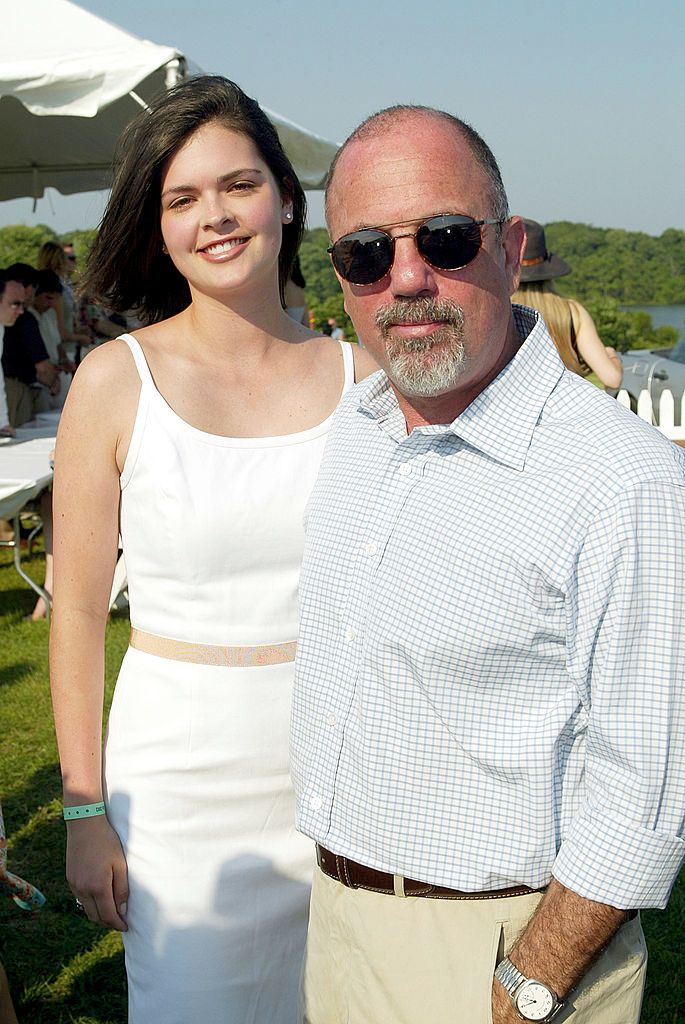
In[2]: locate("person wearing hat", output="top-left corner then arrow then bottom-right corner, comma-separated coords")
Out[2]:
512,220 -> 622,388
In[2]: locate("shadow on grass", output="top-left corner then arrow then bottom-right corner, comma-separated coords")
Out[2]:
0,660 -> 34,689
2,763 -> 62,832
17,946 -> 127,1024
0,587 -> 40,617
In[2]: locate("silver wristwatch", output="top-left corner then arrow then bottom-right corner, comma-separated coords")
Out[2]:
494,956 -> 563,1022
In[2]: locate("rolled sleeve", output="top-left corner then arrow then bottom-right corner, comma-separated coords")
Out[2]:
560,480 -> 685,908
553,809 -> 684,909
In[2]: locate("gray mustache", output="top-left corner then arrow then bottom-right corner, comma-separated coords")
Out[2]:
375,298 -> 465,334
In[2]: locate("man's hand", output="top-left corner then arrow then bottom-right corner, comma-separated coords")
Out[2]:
36,358 -> 59,389
490,877 -> 629,1022
491,977 -> 521,1024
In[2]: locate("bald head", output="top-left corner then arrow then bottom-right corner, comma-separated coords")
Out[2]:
325,105 -> 509,233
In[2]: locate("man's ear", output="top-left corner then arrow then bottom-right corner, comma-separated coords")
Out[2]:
502,216 -> 526,296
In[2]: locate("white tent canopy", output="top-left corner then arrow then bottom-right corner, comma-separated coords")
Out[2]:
0,0 -> 338,201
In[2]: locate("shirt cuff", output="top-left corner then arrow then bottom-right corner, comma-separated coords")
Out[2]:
552,808 -> 684,909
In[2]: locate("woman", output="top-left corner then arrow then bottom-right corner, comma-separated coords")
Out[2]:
36,241 -> 92,355
50,75 -> 374,1023
512,219 -> 623,389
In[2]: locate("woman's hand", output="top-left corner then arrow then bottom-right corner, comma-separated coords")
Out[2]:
67,816 -> 129,931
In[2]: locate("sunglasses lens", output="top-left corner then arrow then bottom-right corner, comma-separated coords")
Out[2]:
331,230 -> 393,285
417,216 -> 482,270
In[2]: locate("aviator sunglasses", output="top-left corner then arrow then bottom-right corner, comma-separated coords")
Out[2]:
328,214 -> 504,286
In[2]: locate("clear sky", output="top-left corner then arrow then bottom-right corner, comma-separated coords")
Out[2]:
2,0 -> 683,236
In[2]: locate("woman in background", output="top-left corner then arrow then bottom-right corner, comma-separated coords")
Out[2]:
284,253 -> 310,325
50,75 -> 373,1024
36,242 -> 91,356
512,219 -> 623,389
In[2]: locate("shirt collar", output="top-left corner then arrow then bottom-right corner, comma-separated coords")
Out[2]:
357,306 -> 566,470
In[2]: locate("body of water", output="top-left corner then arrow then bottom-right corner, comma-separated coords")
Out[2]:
621,304 -> 685,344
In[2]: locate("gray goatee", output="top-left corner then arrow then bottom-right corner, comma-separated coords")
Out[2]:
375,297 -> 466,397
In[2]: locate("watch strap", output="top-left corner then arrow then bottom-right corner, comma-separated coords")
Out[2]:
495,956 -> 527,997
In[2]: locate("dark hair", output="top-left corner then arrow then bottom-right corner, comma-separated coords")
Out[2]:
5,262 -> 38,289
290,254 -> 306,289
81,75 -> 306,324
325,104 -> 509,227
35,269 -> 63,295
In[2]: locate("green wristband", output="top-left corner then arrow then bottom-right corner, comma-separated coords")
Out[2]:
63,802 -> 106,820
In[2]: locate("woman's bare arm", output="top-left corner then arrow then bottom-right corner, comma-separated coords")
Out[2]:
50,341 -> 139,930
571,301 -> 623,389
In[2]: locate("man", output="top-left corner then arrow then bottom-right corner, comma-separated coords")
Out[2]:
28,269 -> 75,408
291,105 -> 685,1024
327,315 -> 345,341
2,264 -> 60,426
0,270 -> 25,435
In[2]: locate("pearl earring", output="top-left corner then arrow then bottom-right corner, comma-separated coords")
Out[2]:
285,211 -> 292,221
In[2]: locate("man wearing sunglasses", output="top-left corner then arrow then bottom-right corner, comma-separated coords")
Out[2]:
292,105 -> 685,1024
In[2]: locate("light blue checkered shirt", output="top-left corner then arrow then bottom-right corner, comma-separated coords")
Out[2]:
292,306 -> 685,910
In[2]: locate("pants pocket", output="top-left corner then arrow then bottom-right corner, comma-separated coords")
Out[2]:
486,921 -> 505,1024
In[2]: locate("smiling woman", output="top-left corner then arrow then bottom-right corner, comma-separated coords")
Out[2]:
158,125 -> 288,305
49,75 -> 374,1024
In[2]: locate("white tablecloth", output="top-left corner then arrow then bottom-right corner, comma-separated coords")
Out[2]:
0,411 -> 59,519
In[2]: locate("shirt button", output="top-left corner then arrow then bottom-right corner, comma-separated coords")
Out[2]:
363,541 -> 377,556
309,795 -> 323,811
345,626 -> 357,642
327,712 -> 337,726
398,464 -> 412,477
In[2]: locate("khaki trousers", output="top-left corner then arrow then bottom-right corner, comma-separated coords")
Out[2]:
300,867 -> 647,1024
4,378 -> 33,428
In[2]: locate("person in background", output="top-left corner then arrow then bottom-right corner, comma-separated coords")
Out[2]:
285,254 -> 311,325
0,962 -> 18,1024
2,264 -> 59,427
0,270 -> 25,436
512,220 -> 622,389
28,269 -> 75,407
1,798 -> 45,1023
36,242 -> 92,357
327,315 -> 344,341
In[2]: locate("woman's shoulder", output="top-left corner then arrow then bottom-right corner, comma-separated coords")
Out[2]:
305,336 -> 378,382
67,337 -> 144,412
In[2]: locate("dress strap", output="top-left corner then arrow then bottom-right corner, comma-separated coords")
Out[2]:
338,340 -> 356,392
119,333 -> 157,391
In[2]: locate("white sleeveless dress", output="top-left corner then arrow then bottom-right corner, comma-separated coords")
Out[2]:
103,334 -> 355,1024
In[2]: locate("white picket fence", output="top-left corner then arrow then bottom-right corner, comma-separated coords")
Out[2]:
616,388 -> 685,442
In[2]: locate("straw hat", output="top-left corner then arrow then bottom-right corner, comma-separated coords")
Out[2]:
519,219 -> 571,282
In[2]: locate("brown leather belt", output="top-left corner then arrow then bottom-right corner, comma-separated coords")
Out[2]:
316,844 -> 541,900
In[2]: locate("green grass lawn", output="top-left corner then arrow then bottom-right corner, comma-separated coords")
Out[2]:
0,545 -> 682,1023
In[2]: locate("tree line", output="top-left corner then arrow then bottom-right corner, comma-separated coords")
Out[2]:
2,221 -> 682,351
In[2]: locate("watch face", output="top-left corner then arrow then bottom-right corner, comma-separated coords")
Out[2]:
515,981 -> 555,1020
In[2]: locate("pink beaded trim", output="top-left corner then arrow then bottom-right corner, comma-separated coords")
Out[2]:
129,628 -> 297,667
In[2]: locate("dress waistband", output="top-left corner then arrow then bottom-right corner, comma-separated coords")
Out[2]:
129,627 -> 297,667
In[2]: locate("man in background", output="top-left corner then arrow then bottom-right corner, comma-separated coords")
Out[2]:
0,270 -> 25,435
2,264 -> 59,426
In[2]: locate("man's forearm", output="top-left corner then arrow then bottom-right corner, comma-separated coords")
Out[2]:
492,877 -> 629,1021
